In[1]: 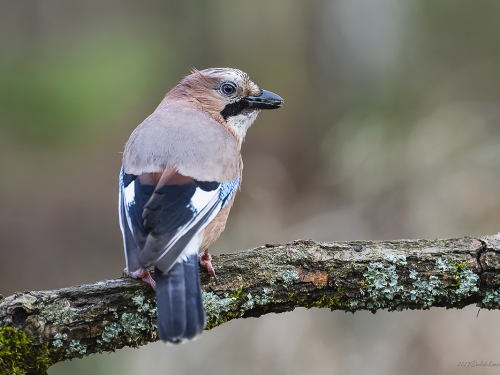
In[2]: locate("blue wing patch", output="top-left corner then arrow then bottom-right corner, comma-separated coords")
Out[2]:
219,178 -> 239,208
118,167 -> 239,273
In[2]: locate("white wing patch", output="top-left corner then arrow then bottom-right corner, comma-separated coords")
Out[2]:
123,180 -> 136,208
190,187 -> 218,214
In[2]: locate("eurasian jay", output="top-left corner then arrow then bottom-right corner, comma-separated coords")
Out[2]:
118,68 -> 283,344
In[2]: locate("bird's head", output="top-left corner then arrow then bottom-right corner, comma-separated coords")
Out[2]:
166,67 -> 283,143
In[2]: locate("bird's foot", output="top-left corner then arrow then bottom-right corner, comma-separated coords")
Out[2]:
123,268 -> 157,291
198,249 -> 217,282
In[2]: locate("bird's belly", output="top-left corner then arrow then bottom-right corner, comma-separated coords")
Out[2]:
200,195 -> 235,250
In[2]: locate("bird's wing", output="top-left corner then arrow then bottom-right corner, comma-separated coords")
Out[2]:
119,168 -> 151,273
119,166 -> 239,273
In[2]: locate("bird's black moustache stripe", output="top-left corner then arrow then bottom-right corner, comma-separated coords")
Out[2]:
220,100 -> 249,120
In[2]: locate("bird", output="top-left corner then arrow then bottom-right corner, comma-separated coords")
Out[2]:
118,68 -> 283,344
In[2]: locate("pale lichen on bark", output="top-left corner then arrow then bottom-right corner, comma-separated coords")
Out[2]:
2,234 -> 500,374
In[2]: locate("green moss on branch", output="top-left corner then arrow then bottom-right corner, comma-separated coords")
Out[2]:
0,326 -> 52,375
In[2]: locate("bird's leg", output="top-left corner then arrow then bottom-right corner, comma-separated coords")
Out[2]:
198,249 -> 217,282
123,268 -> 157,291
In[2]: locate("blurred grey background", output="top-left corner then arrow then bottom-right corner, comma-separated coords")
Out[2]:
2,1 -> 500,374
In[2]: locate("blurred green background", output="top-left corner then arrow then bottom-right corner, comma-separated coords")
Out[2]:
2,1 -> 500,374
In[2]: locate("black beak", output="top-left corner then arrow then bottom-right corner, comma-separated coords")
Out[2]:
242,89 -> 283,110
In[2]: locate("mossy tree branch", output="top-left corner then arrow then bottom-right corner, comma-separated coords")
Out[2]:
2,235 -> 500,374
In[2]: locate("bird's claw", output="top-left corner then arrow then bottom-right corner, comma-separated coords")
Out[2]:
198,249 -> 217,282
123,268 -> 157,291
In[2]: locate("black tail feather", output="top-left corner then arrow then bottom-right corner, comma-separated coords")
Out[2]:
183,254 -> 206,339
155,254 -> 205,344
194,259 -> 206,328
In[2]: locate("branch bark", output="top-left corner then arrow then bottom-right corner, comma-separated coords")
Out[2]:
2,235 -> 500,374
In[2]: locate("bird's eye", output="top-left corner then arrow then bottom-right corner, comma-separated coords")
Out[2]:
220,83 -> 236,96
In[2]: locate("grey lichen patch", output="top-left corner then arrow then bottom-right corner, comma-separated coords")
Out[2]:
131,292 -> 157,318
52,340 -> 63,348
202,291 -> 238,329
453,268 -> 479,297
92,292 -> 158,350
66,339 -> 87,357
477,289 -> 500,309
361,255 -> 406,308
52,332 -> 68,348
203,286 -> 276,328
253,288 -> 274,305
358,255 -> 479,311
131,294 -> 146,309
436,257 -> 448,271
348,299 -> 358,309
281,269 -> 299,287
121,313 -> 148,332
118,312 -> 152,346
435,258 -> 479,295
240,293 -> 255,311
240,287 -> 276,312
40,298 -> 78,325
98,322 -> 122,344
59,309 -> 79,325
383,254 -> 407,266
405,275 -> 444,307
405,259 -> 478,307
